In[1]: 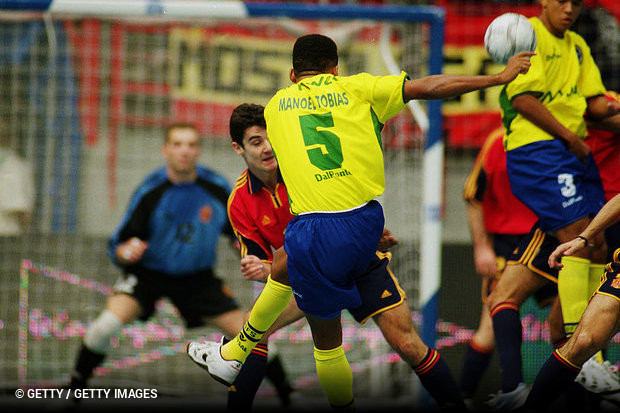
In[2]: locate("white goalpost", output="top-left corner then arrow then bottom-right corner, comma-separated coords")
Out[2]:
0,0 -> 445,405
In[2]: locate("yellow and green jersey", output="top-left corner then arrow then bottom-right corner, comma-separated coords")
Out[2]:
264,72 -> 408,214
501,17 -> 606,151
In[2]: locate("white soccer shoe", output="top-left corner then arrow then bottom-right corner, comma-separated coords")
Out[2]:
186,338 -> 242,386
486,383 -> 530,411
576,356 -> 620,395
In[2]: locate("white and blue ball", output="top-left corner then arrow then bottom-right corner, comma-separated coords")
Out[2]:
484,13 -> 537,65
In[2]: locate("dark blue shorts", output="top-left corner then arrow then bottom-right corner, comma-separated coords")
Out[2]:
284,200 -> 384,319
506,222 -> 560,284
596,249 -> 620,303
348,251 -> 406,324
506,140 -> 605,232
486,233 -> 557,307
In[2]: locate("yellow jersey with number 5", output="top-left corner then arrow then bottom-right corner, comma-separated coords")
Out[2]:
264,72 -> 408,214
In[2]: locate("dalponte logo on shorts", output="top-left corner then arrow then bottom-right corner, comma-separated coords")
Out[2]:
314,168 -> 352,182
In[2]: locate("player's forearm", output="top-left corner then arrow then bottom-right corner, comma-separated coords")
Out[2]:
587,113 -> 620,133
586,95 -> 620,122
261,262 -> 272,283
512,94 -> 579,142
405,74 -> 504,100
580,194 -> 620,242
467,202 -> 493,251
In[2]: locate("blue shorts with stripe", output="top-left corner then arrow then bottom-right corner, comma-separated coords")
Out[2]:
488,233 -> 557,306
506,139 -> 605,232
347,251 -> 406,324
284,200 -> 385,319
596,249 -> 620,303
506,222 -> 560,284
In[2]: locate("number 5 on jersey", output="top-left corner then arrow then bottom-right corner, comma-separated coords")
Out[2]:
299,113 -> 343,171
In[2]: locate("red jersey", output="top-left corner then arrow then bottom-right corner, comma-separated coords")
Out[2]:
585,92 -> 619,201
586,128 -> 619,201
463,128 -> 538,235
227,169 -> 293,263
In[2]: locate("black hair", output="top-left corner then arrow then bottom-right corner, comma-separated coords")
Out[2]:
292,34 -> 338,76
229,103 -> 266,147
164,122 -> 198,143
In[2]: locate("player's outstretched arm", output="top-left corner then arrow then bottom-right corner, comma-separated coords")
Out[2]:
549,193 -> 620,269
403,51 -> 534,101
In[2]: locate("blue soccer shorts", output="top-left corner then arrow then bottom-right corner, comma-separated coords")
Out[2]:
506,221 -> 560,284
347,251 -> 406,324
595,248 -> 620,304
506,139 -> 605,233
284,200 -> 384,319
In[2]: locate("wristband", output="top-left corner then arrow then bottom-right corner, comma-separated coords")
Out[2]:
576,235 -> 588,246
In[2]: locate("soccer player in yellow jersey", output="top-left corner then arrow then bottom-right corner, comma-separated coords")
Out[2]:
486,0 -> 620,408
187,33 -> 534,410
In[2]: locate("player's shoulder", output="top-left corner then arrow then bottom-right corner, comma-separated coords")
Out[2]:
332,72 -> 380,99
565,29 -> 590,52
196,165 -> 230,189
482,128 -> 505,152
233,169 -> 249,186
229,170 -> 250,199
566,28 -> 587,43
338,72 -> 377,86
126,167 -> 169,204
138,167 -> 168,190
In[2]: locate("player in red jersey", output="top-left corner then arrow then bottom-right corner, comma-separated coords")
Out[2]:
585,91 -> 620,260
460,128 -> 561,408
210,103 -> 467,410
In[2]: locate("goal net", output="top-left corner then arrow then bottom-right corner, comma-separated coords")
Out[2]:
0,1 -> 444,404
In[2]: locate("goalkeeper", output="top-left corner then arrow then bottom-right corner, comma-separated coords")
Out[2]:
186,34 -> 533,410
67,122 -> 292,406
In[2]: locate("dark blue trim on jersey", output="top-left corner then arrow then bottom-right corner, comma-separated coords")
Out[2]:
247,168 -> 284,194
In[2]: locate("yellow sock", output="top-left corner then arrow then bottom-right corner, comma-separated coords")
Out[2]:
589,264 -> 606,363
558,256 -> 590,337
221,275 -> 292,362
314,346 -> 354,410
588,264 -> 605,297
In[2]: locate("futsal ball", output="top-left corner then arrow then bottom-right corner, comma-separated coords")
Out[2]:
484,13 -> 537,65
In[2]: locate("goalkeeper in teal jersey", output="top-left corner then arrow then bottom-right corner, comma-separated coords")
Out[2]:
187,34 -> 534,410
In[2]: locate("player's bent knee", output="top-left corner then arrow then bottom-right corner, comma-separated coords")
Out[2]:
84,310 -> 123,354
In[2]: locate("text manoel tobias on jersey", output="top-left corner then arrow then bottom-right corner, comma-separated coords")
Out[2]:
278,92 -> 349,112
